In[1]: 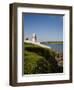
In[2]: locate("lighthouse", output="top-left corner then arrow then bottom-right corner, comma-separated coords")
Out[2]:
32,33 -> 37,42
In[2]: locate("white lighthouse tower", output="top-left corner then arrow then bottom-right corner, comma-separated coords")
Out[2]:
32,33 -> 37,43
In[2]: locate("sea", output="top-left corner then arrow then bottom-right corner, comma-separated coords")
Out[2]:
42,43 -> 63,53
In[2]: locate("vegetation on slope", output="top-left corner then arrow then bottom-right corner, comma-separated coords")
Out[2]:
24,42 -> 63,74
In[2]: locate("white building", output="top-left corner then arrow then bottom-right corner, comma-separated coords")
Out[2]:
32,33 -> 37,42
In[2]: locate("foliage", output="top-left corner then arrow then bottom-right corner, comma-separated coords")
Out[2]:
24,42 -> 63,74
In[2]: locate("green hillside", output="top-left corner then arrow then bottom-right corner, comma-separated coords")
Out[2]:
24,42 -> 63,74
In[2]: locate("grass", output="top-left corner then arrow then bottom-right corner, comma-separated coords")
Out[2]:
24,42 -> 57,58
24,42 -> 63,74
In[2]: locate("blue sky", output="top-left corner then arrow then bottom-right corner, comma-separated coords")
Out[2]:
23,13 -> 63,42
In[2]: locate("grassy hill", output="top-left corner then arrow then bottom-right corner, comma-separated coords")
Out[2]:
24,42 -> 63,74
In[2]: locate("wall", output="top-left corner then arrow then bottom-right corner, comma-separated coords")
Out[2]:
0,0 -> 74,90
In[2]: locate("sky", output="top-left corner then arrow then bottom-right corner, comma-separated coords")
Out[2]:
23,13 -> 63,42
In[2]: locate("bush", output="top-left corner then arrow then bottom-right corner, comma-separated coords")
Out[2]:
24,43 -> 63,74
24,51 -> 58,74
24,51 -> 45,74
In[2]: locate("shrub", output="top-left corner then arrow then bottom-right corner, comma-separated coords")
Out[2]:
24,43 -> 63,74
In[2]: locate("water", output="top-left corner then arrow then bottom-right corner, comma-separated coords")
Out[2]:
42,43 -> 63,53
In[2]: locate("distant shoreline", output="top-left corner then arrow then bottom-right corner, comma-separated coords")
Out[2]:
41,41 -> 63,44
